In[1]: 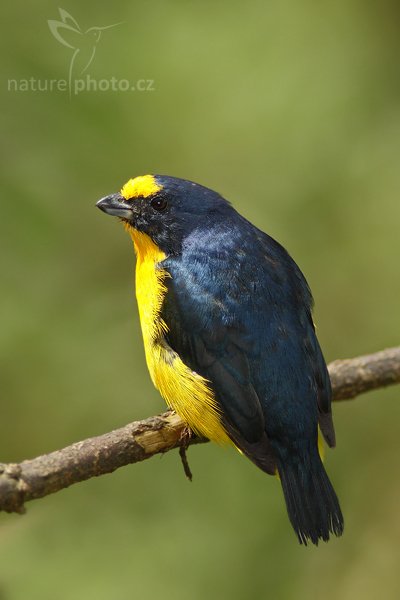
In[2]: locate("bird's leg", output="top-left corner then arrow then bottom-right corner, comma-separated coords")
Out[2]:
179,425 -> 194,481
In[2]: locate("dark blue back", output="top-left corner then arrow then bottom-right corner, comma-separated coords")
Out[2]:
161,206 -> 334,469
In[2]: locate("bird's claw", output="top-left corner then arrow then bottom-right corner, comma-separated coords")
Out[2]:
179,425 -> 193,481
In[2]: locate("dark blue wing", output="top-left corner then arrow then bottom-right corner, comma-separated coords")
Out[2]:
161,217 -> 334,473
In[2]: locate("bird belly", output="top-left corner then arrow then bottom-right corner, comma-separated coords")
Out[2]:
148,342 -> 231,445
131,229 -> 230,445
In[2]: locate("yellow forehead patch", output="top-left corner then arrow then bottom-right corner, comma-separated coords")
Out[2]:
120,175 -> 162,200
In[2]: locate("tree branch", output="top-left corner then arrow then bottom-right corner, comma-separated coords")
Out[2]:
1,347 -> 399,515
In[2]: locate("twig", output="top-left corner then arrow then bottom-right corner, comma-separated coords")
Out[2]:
328,347 -> 400,400
0,347 -> 399,515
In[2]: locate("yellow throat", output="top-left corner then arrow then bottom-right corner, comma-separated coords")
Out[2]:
124,222 -> 230,445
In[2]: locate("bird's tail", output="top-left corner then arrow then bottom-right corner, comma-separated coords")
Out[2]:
277,449 -> 344,545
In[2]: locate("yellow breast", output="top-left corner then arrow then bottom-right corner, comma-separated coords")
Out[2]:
127,226 -> 230,445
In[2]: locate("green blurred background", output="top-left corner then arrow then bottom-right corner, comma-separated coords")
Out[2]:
1,1 -> 399,598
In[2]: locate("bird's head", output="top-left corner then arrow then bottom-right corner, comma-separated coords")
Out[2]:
96,174 -> 232,254
85,22 -> 121,44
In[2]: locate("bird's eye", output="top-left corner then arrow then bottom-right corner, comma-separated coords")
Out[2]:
150,197 -> 168,212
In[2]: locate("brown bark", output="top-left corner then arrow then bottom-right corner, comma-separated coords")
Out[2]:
1,346 -> 399,515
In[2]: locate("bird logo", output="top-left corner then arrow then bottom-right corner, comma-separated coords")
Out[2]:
48,8 -> 122,95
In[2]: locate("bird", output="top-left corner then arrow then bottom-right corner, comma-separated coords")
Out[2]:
48,9 -> 121,93
96,174 -> 344,545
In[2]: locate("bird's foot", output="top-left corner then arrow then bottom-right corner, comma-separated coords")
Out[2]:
179,425 -> 194,482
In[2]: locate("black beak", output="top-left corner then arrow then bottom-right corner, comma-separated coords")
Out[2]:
96,193 -> 132,218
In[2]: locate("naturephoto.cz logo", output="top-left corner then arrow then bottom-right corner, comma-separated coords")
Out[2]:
7,8 -> 155,96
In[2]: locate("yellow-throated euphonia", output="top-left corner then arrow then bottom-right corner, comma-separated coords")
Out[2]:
97,174 -> 343,545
